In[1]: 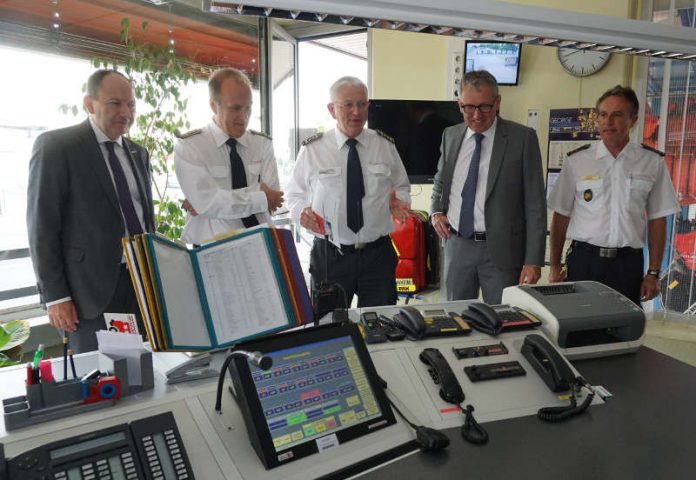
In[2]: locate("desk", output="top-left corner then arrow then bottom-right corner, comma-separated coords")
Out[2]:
2,334 -> 695,479
358,347 -> 696,480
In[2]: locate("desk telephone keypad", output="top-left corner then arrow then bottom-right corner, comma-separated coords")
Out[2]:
8,412 -> 193,480
496,307 -> 542,331
423,312 -> 472,337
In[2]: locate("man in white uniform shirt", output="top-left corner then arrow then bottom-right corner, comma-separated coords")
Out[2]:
174,68 -> 283,244
548,85 -> 679,305
285,76 -> 411,307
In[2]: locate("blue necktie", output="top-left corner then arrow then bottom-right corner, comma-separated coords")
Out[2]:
104,141 -> 143,235
345,138 -> 365,233
227,138 -> 259,228
458,133 -> 484,238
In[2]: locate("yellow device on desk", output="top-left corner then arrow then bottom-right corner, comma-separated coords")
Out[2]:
420,308 -> 472,337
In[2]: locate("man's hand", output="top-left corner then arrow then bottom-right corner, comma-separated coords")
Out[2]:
519,265 -> 541,285
260,182 -> 284,213
640,274 -> 660,302
181,199 -> 198,216
389,191 -> 410,224
300,206 -> 323,234
47,300 -> 79,333
431,212 -> 451,239
548,264 -> 566,283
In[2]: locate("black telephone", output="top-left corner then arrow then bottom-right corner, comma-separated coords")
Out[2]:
4,411 -> 194,480
461,302 -> 503,336
393,306 -> 427,340
521,334 -> 575,393
419,348 -> 465,404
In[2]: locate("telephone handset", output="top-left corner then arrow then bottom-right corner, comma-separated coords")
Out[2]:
461,302 -> 503,336
419,348 -> 465,404
393,306 -> 427,340
521,334 -> 575,392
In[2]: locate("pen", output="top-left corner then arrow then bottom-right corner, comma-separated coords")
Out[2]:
63,334 -> 68,381
33,343 -> 44,369
68,349 -> 77,379
26,362 -> 34,385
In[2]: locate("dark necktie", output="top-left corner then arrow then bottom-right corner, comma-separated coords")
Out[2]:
458,133 -> 484,238
226,138 -> 259,228
345,138 -> 364,233
104,141 -> 143,235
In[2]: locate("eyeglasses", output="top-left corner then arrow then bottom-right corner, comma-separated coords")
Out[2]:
335,101 -> 369,111
459,103 -> 495,114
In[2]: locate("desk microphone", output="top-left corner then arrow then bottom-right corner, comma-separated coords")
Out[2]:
240,350 -> 273,371
215,349 -> 273,412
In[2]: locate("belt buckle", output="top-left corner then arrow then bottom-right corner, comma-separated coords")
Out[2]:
473,232 -> 486,242
599,247 -> 617,258
354,242 -> 367,250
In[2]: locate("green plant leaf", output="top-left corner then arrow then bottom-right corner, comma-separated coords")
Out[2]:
0,320 -> 31,352
0,327 -> 9,349
0,352 -> 20,368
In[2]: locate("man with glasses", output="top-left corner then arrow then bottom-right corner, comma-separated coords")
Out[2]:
286,76 -> 411,308
548,85 -> 678,305
27,70 -> 154,352
430,70 -> 546,304
174,67 -> 284,245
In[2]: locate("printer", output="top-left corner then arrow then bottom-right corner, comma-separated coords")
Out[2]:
502,281 -> 645,359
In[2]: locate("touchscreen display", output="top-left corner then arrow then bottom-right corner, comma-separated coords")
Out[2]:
250,335 -> 383,452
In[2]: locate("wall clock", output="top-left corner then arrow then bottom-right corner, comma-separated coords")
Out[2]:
557,48 -> 610,77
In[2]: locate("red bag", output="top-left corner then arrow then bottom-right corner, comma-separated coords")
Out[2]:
390,211 -> 426,292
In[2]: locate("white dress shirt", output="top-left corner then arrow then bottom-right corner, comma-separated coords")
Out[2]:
89,116 -> 146,236
548,141 -> 679,248
173,121 -> 280,244
446,118 -> 497,232
285,128 -> 411,245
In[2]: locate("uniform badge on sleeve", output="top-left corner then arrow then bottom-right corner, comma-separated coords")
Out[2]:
583,189 -> 593,202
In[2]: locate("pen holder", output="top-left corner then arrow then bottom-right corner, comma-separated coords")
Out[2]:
3,351 -> 154,431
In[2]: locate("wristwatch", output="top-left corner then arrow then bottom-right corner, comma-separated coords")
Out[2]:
646,269 -> 660,278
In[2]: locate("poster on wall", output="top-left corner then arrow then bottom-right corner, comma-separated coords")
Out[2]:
546,108 -> 600,198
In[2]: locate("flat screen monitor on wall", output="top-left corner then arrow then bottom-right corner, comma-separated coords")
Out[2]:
367,99 -> 462,184
463,41 -> 522,86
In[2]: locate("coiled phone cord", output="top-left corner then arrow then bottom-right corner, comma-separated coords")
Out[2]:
537,377 -> 595,422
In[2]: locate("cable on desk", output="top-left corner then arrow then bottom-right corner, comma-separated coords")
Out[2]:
461,405 -> 488,444
537,377 -> 595,422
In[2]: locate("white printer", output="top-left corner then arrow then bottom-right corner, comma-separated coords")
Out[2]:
502,281 -> 645,359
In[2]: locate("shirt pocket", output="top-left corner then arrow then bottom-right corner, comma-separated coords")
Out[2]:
207,164 -> 229,178
366,163 -> 391,193
627,175 -> 654,213
315,168 -> 342,193
247,161 -> 262,178
575,179 -> 603,212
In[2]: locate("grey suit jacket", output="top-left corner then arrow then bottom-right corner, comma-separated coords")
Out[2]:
430,117 -> 546,269
27,119 -> 154,319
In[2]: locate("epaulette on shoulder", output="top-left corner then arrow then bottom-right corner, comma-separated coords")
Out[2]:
641,143 -> 665,157
249,129 -> 272,140
175,128 -> 202,139
376,129 -> 395,144
566,143 -> 591,157
302,132 -> 323,146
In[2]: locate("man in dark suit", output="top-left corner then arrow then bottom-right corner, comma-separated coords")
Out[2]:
430,70 -> 546,304
27,70 -> 154,352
